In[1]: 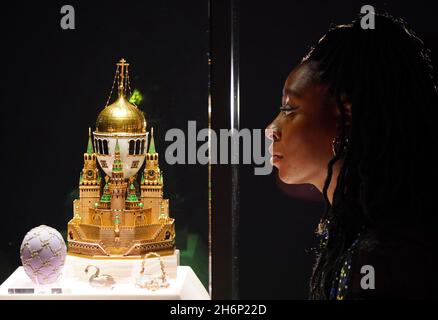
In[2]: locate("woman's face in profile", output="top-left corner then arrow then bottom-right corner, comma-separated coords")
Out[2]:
266,63 -> 340,187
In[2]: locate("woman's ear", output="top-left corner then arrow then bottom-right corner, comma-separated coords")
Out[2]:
333,94 -> 352,135
340,94 -> 352,126
343,101 -> 352,125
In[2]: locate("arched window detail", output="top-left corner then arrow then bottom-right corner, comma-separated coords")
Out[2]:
98,139 -> 103,155
141,140 -> 145,154
135,140 -> 141,155
129,140 -> 135,155
103,140 -> 109,155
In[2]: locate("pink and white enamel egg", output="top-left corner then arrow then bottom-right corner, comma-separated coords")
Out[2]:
20,225 -> 67,285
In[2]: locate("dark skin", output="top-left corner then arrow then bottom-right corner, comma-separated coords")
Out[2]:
266,62 -> 351,203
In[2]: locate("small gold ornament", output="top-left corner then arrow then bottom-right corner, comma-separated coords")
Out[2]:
135,252 -> 169,291
85,265 -> 116,289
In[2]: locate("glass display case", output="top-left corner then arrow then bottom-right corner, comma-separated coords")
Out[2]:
0,1 -> 210,299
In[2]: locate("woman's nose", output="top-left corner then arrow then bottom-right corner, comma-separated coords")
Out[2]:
265,123 -> 281,141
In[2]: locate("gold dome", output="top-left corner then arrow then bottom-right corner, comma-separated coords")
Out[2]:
96,95 -> 146,134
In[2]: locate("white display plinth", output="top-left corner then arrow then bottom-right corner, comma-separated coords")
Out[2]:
65,251 -> 180,280
0,254 -> 209,300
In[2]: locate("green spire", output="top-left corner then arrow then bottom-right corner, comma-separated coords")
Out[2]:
87,127 -> 94,155
126,183 -> 139,202
112,139 -> 123,172
148,127 -> 156,154
115,139 -> 120,154
100,183 -> 111,202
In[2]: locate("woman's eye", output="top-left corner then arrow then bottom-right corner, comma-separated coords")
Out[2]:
280,104 -> 297,116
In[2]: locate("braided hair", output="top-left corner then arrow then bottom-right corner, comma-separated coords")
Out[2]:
304,13 -> 438,299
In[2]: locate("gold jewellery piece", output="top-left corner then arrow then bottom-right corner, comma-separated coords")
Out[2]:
135,252 -> 170,291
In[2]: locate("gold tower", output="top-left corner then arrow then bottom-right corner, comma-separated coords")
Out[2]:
141,127 -> 165,224
77,128 -> 101,220
67,58 -> 176,258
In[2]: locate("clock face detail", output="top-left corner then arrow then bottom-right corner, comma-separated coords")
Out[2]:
147,169 -> 155,178
87,170 -> 94,178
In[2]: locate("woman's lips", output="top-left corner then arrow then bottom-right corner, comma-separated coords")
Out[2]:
270,154 -> 283,165
269,144 -> 283,165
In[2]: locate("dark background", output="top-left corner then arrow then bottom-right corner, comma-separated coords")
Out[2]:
238,0 -> 438,299
0,0 -> 438,300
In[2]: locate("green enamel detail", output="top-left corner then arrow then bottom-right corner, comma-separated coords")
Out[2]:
148,132 -> 156,154
100,194 -> 111,202
126,194 -> 139,202
115,139 -> 120,153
